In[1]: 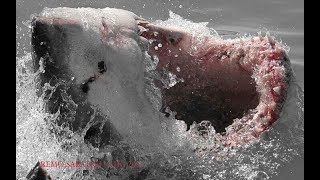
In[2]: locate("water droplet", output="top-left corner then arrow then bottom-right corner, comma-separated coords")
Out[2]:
168,72 -> 177,87
203,174 -> 211,179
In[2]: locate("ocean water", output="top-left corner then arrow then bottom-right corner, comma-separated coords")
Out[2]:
16,0 -> 304,180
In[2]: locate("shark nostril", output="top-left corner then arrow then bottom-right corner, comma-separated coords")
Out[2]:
81,77 -> 95,93
81,82 -> 90,93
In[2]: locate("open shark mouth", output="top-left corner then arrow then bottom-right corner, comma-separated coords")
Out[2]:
137,19 -> 292,147
31,7 -> 291,153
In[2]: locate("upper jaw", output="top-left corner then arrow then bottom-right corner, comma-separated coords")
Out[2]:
34,7 -> 149,47
137,18 -> 187,44
33,12 -> 191,56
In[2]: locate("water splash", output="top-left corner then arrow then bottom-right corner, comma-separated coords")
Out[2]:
16,10 -> 303,180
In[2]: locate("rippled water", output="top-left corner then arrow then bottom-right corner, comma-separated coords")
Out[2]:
16,0 -> 304,180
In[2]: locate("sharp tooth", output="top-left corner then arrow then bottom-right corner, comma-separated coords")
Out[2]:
136,20 -> 149,27
134,16 -> 147,21
138,25 -> 147,34
273,86 -> 281,95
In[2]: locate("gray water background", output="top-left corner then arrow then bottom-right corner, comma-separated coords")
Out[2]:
16,0 -> 304,179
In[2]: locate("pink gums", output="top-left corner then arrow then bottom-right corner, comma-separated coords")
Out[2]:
141,24 -> 290,147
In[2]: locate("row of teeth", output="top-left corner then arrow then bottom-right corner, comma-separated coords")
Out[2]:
135,16 -> 150,35
135,17 -> 154,49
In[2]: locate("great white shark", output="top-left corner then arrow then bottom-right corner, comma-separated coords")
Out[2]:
28,7 -> 291,179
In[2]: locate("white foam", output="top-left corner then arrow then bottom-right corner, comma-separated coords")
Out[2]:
16,8 -> 304,180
